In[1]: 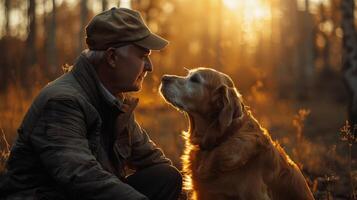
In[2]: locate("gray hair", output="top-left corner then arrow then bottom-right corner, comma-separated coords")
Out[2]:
84,46 -> 131,67
84,50 -> 106,67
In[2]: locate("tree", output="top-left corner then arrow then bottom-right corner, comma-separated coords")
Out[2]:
78,0 -> 88,54
215,0 -> 223,68
341,0 -> 357,127
4,0 -> 10,35
277,0 -> 299,98
24,0 -> 37,67
296,0 -> 315,100
45,0 -> 58,74
102,0 -> 108,11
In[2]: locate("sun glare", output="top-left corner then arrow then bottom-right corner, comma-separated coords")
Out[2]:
223,0 -> 271,21
222,0 -> 240,10
222,0 -> 272,49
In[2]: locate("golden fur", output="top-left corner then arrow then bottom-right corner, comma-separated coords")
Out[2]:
160,68 -> 314,200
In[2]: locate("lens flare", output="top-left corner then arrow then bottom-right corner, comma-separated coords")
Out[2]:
222,0 -> 272,49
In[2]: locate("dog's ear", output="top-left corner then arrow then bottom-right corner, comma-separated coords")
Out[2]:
213,85 -> 241,132
200,85 -> 242,149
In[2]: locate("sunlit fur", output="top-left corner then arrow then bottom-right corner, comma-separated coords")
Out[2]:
181,128 -> 195,193
160,68 -> 314,200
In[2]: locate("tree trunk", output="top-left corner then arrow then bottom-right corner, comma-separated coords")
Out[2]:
318,4 -> 332,76
341,0 -> 357,127
215,0 -> 222,68
200,0 -> 212,66
277,0 -> 299,98
78,0 -> 88,54
296,0 -> 314,100
4,0 -> 10,35
102,0 -> 108,11
45,0 -> 58,75
25,0 -> 37,67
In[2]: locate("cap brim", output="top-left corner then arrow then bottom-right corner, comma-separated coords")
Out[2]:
134,33 -> 169,50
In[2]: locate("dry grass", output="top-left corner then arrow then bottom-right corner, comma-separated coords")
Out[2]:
0,128 -> 10,174
339,121 -> 357,199
0,79 -> 42,145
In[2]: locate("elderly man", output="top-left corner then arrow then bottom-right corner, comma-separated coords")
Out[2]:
0,8 -> 182,200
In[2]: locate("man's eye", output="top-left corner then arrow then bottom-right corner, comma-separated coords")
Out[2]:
189,75 -> 200,83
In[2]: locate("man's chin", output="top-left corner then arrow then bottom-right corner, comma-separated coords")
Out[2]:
135,79 -> 145,90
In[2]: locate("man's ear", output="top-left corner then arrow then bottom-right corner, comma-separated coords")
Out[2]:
105,47 -> 117,68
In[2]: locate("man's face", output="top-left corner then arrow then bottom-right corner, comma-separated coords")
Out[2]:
106,45 -> 152,93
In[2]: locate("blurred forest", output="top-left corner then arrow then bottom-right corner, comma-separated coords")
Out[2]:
0,0 -> 357,199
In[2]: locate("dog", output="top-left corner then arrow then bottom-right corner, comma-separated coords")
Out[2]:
159,68 -> 315,200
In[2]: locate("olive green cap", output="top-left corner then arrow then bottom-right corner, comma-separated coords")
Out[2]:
85,7 -> 169,50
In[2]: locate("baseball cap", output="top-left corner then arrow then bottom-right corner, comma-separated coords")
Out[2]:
85,7 -> 169,50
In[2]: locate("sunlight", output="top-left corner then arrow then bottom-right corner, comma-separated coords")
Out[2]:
120,0 -> 132,9
222,0 -> 272,49
222,0 -> 240,10
297,0 -> 330,12
222,0 -> 271,23
244,2 -> 271,23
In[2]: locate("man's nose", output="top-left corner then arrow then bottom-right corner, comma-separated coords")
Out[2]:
144,57 -> 153,72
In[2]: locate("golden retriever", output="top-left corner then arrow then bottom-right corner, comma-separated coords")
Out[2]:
159,68 -> 314,200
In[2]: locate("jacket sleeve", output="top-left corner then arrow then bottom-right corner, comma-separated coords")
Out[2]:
30,97 -> 148,200
126,115 -> 171,170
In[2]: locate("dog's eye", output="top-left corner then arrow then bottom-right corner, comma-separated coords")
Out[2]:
189,74 -> 200,83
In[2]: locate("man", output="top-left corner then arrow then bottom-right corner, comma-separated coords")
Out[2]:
0,8 -> 182,200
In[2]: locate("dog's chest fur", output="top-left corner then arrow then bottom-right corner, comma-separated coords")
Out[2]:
188,140 -> 271,198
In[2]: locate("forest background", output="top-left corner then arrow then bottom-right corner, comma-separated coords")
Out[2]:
0,0 -> 357,199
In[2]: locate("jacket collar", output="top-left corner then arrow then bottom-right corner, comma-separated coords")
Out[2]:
71,53 -> 124,114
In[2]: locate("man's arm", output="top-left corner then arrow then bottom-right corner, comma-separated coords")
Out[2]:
30,97 -> 148,200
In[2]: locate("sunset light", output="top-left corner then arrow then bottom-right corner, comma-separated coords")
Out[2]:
222,0 -> 239,10
221,0 -> 272,49
222,0 -> 271,22
0,0 -> 356,198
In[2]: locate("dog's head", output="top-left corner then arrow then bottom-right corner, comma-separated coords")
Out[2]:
159,67 -> 243,148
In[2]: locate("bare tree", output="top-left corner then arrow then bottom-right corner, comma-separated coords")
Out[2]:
215,0 -> 223,68
44,0 -> 58,74
4,0 -> 10,35
277,0 -> 299,98
24,0 -> 37,67
296,0 -> 315,100
317,3 -> 332,76
102,0 -> 108,11
78,0 -> 88,54
341,0 -> 357,127
200,0 -> 212,66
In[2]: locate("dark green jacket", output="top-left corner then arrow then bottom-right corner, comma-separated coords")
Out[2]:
0,54 -> 171,200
